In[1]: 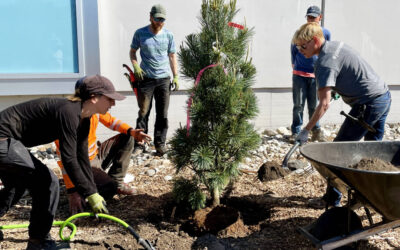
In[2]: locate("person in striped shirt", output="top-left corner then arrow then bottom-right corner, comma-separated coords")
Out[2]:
129,4 -> 179,156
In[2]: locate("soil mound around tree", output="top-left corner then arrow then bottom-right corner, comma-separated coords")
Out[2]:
188,205 -> 249,237
258,161 -> 290,182
349,158 -> 400,172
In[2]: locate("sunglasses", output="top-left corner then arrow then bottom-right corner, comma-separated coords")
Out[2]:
153,17 -> 165,23
296,39 -> 313,50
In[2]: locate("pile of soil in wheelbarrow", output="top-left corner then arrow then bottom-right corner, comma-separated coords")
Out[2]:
349,158 -> 400,171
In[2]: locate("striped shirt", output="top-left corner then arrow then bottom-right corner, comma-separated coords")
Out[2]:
131,25 -> 176,79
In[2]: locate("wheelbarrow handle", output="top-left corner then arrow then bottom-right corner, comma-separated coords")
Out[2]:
340,111 -> 376,133
282,141 -> 300,169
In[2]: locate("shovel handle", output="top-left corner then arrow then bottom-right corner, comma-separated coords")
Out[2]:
340,111 -> 376,133
282,141 -> 300,169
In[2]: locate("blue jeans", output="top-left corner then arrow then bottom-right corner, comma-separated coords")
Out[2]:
136,77 -> 170,148
291,74 -> 320,134
326,91 -> 392,206
335,91 -> 391,141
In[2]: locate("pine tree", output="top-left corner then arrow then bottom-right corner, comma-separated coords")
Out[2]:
169,0 -> 260,210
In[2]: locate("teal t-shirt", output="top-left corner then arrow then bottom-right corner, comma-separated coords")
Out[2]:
131,25 -> 176,79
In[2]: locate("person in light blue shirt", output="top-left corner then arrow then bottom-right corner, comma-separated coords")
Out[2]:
129,4 -> 179,155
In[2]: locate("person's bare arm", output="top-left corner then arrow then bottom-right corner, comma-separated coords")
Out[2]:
169,53 -> 178,77
305,87 -> 332,131
130,48 -> 139,66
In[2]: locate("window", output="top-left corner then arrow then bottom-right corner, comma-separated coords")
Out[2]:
0,0 -> 100,96
0,0 -> 79,73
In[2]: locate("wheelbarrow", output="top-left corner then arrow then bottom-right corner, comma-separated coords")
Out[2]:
298,141 -> 400,250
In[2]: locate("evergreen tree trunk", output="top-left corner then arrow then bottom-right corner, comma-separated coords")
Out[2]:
212,188 -> 220,207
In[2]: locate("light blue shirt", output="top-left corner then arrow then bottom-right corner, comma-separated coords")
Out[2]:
131,26 -> 176,79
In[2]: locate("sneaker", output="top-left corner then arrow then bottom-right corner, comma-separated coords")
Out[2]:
26,239 -> 57,250
117,183 -> 136,195
132,146 -> 143,156
155,145 -> 167,156
311,128 -> 327,142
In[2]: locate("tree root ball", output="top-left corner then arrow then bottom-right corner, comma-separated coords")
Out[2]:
190,205 -> 249,237
257,161 -> 290,182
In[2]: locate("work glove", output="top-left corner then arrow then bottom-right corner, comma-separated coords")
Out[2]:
296,129 -> 309,145
331,91 -> 340,101
133,63 -> 145,81
170,75 -> 179,91
87,193 -> 108,214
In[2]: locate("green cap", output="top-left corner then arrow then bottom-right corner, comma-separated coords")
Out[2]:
150,4 -> 166,19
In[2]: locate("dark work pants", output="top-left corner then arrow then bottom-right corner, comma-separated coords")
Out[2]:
92,133 -> 134,198
136,77 -> 170,148
134,100 -> 152,148
0,138 -> 59,240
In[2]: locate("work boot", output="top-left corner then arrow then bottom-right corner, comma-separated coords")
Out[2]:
26,237 -> 56,250
155,145 -> 167,156
311,128 -> 327,142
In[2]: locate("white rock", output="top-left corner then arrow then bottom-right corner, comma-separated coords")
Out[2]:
146,169 -> 156,177
164,175 -> 173,181
263,128 -> 278,136
124,174 -> 135,183
257,145 -> 266,152
238,163 -> 248,170
277,127 -> 290,136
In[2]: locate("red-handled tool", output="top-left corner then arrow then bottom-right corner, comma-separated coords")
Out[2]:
122,64 -> 138,97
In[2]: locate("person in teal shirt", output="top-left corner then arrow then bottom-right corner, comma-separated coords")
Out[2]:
129,4 -> 179,156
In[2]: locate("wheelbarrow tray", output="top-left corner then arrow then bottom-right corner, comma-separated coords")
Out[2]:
300,141 -> 400,221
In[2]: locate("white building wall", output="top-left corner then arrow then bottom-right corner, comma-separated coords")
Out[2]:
1,0 -> 400,141
95,0 -> 400,140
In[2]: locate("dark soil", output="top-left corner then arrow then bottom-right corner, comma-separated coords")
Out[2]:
257,161 -> 290,182
189,205 -> 249,236
350,158 -> 400,172
0,153 -> 399,249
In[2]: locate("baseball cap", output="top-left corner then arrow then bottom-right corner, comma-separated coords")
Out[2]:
306,6 -> 321,17
150,4 -> 166,19
75,75 -> 126,101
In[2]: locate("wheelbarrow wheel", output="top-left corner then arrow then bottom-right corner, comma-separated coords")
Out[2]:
310,207 -> 363,249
